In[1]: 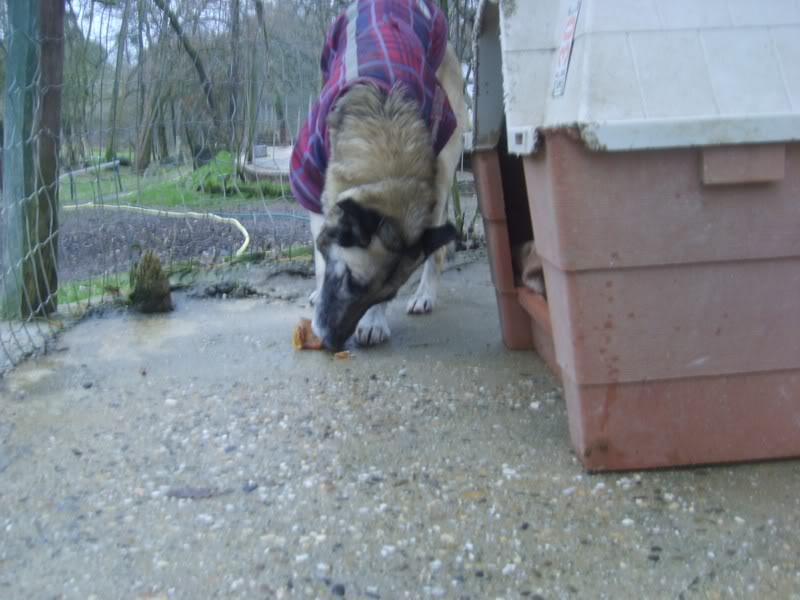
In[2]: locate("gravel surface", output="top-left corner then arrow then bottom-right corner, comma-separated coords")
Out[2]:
2,254 -> 798,599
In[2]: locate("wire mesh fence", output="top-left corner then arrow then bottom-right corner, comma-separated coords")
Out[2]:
0,0 -> 324,373
0,0 -> 477,374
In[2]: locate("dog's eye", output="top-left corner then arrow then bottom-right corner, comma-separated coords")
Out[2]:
338,231 -> 359,248
345,269 -> 367,294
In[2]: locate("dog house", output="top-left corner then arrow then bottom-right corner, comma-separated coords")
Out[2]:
474,0 -> 800,471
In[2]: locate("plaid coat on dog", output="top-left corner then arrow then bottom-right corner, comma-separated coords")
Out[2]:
289,0 -> 458,214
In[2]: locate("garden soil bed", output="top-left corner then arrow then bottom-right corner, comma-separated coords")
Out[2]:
57,199 -> 312,282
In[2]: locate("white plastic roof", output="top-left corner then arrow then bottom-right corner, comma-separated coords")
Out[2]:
473,0 -> 800,154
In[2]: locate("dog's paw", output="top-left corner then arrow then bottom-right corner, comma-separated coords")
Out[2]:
406,291 -> 436,315
355,311 -> 391,346
309,289 -> 320,305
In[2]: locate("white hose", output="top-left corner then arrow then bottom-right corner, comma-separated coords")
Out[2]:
61,201 -> 251,257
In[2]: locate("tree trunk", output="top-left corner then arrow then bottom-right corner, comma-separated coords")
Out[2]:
170,99 -> 178,150
254,0 -> 270,51
228,0 -> 240,145
157,102 -> 169,162
63,119 -> 77,167
184,124 -> 197,169
135,91 -> 160,173
136,0 -> 146,133
274,94 -> 288,145
72,0 -> 93,166
242,0 -> 271,165
63,5 -> 85,167
152,0 -> 223,132
243,60 -> 260,165
173,101 -> 184,160
104,0 -> 131,162
31,0 -> 65,315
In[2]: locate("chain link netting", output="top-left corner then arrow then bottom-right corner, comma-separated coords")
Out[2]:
0,0 -> 477,375
0,0 -> 329,374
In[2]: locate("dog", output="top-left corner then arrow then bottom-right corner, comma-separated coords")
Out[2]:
290,0 -> 467,350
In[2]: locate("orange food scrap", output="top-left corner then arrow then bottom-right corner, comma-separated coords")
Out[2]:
292,318 -> 324,350
334,351 -> 351,360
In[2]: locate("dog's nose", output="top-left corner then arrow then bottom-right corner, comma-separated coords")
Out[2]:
312,318 -> 343,351
322,333 -> 346,352
311,318 -> 323,340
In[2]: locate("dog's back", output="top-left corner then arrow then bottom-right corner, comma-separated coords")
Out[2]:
290,0 -> 459,218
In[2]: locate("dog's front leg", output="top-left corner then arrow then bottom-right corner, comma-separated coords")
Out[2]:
355,302 -> 391,346
308,212 -> 326,305
407,251 -> 444,314
407,162 -> 452,315
408,43 -> 466,316
407,161 -> 450,315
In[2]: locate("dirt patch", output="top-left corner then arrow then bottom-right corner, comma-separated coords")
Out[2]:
58,199 -> 311,282
189,281 -> 259,299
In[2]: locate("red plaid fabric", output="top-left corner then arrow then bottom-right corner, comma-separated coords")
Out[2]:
290,0 -> 458,214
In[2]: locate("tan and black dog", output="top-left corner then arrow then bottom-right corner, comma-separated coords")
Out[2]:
290,0 -> 467,350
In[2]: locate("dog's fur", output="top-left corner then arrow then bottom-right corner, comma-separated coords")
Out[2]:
309,44 -> 467,350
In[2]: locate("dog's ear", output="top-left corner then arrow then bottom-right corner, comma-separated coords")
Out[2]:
336,199 -> 383,248
421,223 -> 457,257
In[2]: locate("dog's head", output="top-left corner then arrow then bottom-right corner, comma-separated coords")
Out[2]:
312,193 -> 456,350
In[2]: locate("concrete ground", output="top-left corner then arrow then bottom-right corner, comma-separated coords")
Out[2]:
1,255 -> 799,600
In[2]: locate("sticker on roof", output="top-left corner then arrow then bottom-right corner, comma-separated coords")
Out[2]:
552,0 -> 581,97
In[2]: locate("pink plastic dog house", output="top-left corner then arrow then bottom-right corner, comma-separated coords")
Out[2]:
473,0 -> 800,471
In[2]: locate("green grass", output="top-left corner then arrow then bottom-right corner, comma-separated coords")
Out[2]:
187,151 -> 290,202
66,170 -> 141,203
279,244 -> 313,259
222,243 -> 313,266
57,273 -> 130,306
67,151 -> 291,209
133,177 -> 200,208
81,148 -> 135,164
0,298 -> 10,320
198,178 -> 290,200
190,150 -> 235,189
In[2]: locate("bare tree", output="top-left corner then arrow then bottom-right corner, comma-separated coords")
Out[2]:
240,0 -> 270,163
104,0 -> 131,162
157,105 -> 170,160
228,0 -> 240,142
136,0 -> 145,128
135,2 -> 173,172
29,0 -> 65,315
134,72 -> 166,172
64,1 -> 95,165
152,0 -> 223,131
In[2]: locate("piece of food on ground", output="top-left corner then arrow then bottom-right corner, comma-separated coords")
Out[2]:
292,318 -> 324,350
334,351 -> 351,359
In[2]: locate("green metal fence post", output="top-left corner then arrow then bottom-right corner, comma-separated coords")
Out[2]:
1,0 -> 39,319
